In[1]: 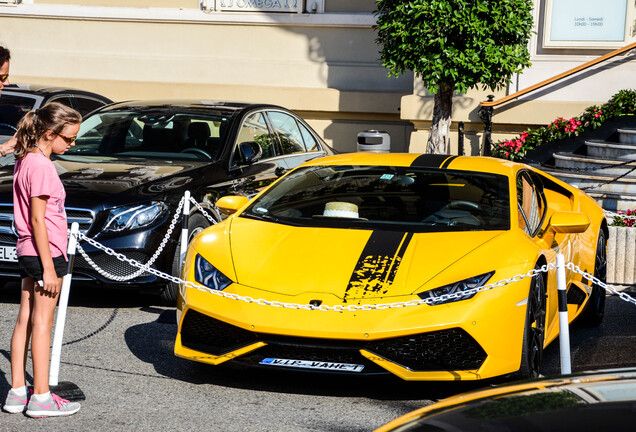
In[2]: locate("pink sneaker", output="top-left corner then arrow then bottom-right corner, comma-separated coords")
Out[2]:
3,388 -> 31,414
25,392 -> 80,418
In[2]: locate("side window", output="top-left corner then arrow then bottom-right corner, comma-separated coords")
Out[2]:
48,96 -> 74,110
73,97 -> 107,116
235,111 -> 276,161
299,121 -> 320,152
516,171 -> 546,236
267,111 -> 306,155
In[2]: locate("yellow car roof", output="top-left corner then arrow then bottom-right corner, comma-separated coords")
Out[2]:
301,153 -> 519,175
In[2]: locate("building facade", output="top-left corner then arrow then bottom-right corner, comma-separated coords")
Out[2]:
1,0 -> 635,154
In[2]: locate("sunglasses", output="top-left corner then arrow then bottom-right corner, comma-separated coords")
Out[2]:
0,74 -> 8,82
55,131 -> 77,144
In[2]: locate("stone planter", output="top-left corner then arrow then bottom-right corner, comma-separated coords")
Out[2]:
607,226 -> 636,286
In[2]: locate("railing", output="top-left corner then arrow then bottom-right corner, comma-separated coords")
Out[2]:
478,40 -> 636,155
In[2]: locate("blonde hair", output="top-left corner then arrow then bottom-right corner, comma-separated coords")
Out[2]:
14,102 -> 81,160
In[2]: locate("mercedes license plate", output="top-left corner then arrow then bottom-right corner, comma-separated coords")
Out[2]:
0,245 -> 17,262
260,357 -> 365,372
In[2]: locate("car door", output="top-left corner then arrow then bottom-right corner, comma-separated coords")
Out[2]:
517,170 -> 561,331
226,110 -> 286,198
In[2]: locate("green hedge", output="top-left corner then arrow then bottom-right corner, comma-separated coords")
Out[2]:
492,89 -> 636,161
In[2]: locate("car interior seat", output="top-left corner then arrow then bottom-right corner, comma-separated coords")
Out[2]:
184,122 -> 211,149
142,124 -> 176,153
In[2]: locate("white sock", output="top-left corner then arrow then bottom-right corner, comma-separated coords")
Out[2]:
11,386 -> 28,396
32,391 -> 51,401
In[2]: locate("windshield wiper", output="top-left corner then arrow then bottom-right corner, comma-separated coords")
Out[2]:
241,212 -> 280,223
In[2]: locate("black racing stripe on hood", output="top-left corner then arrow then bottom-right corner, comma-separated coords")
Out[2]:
411,154 -> 457,168
343,231 -> 414,302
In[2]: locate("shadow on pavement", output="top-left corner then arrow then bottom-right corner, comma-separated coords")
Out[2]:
0,279 -> 163,309
123,310 -> 499,402
123,296 -> 636,401
542,295 -> 636,375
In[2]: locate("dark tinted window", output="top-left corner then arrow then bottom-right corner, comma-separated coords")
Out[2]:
0,94 -> 38,127
243,165 -> 511,232
73,97 -> 108,116
48,96 -> 74,109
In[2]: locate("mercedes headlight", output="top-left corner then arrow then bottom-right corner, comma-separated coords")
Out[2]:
418,271 -> 494,305
102,202 -> 168,233
195,254 -> 232,291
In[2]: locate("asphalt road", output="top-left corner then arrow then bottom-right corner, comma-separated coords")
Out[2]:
1,282 -> 635,432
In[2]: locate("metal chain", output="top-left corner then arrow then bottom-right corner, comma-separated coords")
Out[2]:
581,164 -> 636,191
189,197 -> 219,225
75,197 -> 185,281
564,157 -> 636,172
565,262 -> 636,306
68,191 -> 636,310
71,234 -> 556,311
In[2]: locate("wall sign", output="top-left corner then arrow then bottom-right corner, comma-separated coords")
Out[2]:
217,0 -> 304,13
543,0 -> 632,48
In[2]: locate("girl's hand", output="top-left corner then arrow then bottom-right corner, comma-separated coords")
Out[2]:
41,268 -> 60,294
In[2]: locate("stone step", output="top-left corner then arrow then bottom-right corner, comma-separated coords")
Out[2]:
587,191 -> 636,211
618,128 -> 636,145
586,140 -> 636,159
554,152 -> 636,177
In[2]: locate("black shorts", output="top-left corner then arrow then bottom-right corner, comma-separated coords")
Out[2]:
18,255 -> 68,280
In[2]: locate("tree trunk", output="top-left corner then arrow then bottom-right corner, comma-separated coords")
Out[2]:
427,83 -> 454,154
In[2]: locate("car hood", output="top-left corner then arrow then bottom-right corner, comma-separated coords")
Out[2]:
209,216 -> 508,300
0,155 -> 209,205
375,368 -> 636,432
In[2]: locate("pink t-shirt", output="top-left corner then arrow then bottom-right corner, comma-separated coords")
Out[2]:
13,152 -> 68,259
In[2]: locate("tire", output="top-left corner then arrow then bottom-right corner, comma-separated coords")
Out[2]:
515,267 -> 546,379
159,213 -> 212,306
579,230 -> 607,327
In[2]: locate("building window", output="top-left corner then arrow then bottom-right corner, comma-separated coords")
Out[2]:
542,0 -> 635,49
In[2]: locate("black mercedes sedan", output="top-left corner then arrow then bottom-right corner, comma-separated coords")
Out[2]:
0,100 -> 335,303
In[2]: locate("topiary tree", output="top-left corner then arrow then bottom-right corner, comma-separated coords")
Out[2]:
375,0 -> 534,154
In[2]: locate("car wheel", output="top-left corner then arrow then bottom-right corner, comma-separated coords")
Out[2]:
580,229 -> 607,327
159,213 -> 212,306
516,267 -> 546,379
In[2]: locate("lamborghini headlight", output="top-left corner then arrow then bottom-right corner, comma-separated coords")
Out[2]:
194,254 -> 232,291
418,271 -> 494,305
103,202 -> 168,233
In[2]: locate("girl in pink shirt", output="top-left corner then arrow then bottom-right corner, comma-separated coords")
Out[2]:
4,102 -> 82,418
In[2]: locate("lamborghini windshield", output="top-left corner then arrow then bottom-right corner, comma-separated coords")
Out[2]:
242,165 -> 510,232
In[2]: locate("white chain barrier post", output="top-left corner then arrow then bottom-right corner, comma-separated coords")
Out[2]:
180,190 -> 191,266
49,222 -> 85,400
556,253 -> 572,375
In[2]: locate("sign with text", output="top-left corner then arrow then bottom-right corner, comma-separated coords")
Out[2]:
217,0 -> 304,13
548,0 -> 628,42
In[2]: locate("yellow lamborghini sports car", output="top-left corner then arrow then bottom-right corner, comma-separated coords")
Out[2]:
175,153 -> 607,381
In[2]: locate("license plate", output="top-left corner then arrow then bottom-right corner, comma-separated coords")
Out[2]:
0,245 -> 17,262
260,357 -> 365,372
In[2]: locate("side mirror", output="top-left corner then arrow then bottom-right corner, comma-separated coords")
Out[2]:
239,141 -> 263,165
216,195 -> 249,216
548,211 -> 590,234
